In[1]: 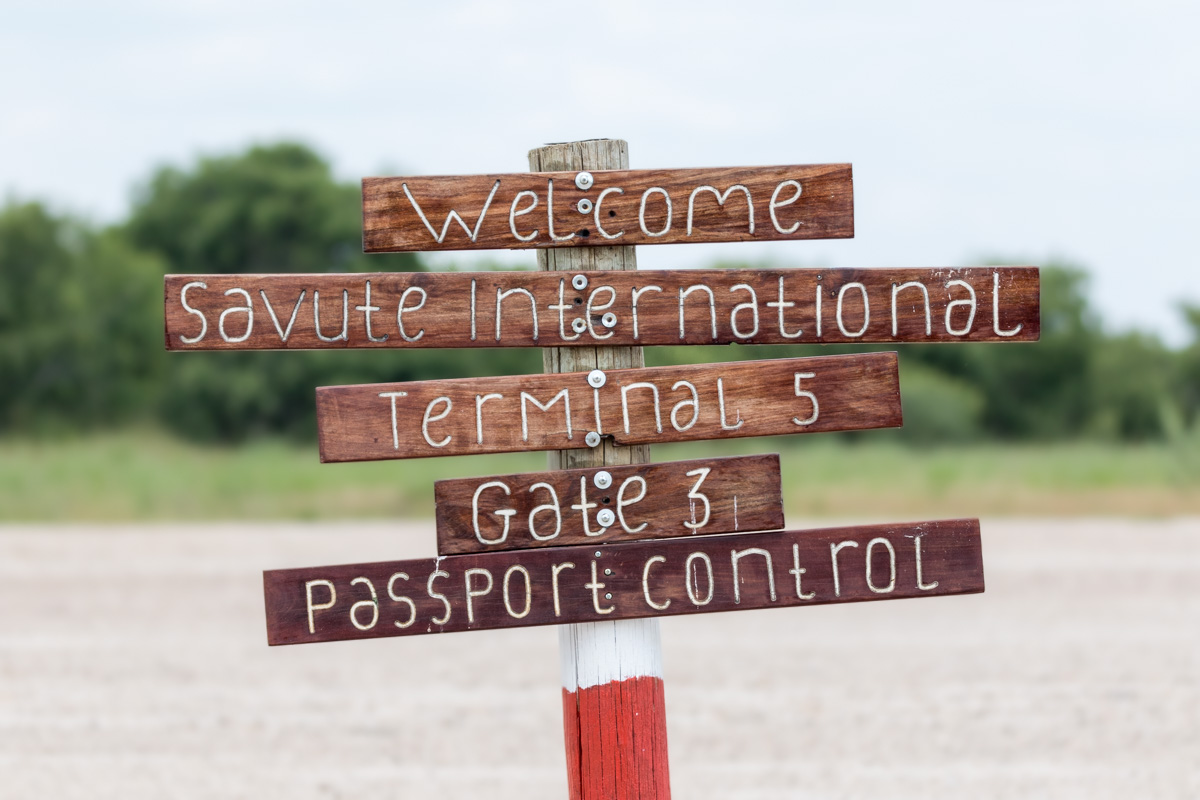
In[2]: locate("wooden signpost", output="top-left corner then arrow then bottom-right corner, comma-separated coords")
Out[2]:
264,519 -> 984,645
164,267 -> 1040,350
165,137 -> 1039,800
315,353 -> 902,461
362,164 -> 853,252
434,454 -> 785,554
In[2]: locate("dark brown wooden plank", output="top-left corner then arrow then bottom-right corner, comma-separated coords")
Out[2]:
264,518 -> 984,646
164,267 -> 1039,350
316,353 -> 902,462
435,454 -> 784,555
362,164 -> 853,252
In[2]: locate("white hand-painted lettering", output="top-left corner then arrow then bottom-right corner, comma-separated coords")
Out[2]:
349,576 -> 380,630
993,271 -> 1023,337
427,570 -> 451,625
313,289 -> 349,342
219,288 -> 253,343
642,556 -> 671,610
509,189 -> 539,242
546,180 -> 575,243
638,187 -> 672,237
421,397 -> 453,448
836,282 -> 869,338
767,276 -> 803,339
679,284 -> 718,340
687,184 -> 753,236
521,389 -> 571,442
593,187 -> 625,239
830,540 -> 860,598
631,285 -> 663,339
685,552 -> 714,606
503,565 -> 532,619
179,281 -> 208,344
464,568 -> 494,624
669,380 -> 699,431
355,280 -> 388,342
891,281 -> 931,337
571,477 -> 599,537
729,283 -> 760,339
396,286 -> 427,342
717,378 -> 743,430
548,279 -> 581,342
475,392 -> 502,444
731,547 -> 776,604
403,179 -> 500,243
768,180 -> 803,234
793,372 -> 818,426
789,544 -> 816,600
944,279 -> 977,336
496,287 -> 539,342
386,572 -> 417,629
622,382 -> 663,434
305,579 -> 336,634
527,482 -> 562,541
616,476 -> 648,534
551,562 -> 576,617
683,467 -> 712,531
379,391 -> 409,450
865,537 -> 897,594
586,561 -> 615,614
911,532 -> 940,590
585,286 -> 616,341
471,481 -> 515,545
260,289 -> 306,342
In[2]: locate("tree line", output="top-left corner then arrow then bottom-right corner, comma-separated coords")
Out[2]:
1,142 -> 1197,444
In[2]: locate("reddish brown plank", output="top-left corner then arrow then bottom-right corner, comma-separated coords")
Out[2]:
316,353 -> 901,462
263,518 -> 984,646
362,164 -> 853,253
164,267 -> 1039,350
434,454 -> 784,555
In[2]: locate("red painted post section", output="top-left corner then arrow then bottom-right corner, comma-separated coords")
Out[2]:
561,620 -> 669,800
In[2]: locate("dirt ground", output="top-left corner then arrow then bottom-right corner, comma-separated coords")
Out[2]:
1,518 -> 1196,799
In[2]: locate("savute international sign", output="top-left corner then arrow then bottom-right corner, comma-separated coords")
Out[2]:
164,267 -> 1039,350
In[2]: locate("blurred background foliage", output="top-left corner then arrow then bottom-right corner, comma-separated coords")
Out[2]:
2,141 -> 1198,446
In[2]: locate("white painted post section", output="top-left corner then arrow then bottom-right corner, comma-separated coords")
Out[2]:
529,139 -> 671,800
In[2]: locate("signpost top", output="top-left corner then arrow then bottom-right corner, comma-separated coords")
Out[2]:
362,163 -> 853,253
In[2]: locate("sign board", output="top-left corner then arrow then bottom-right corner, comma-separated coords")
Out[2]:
435,454 -> 784,555
362,164 -> 853,252
263,518 -> 984,645
316,353 -> 902,462
164,267 -> 1040,350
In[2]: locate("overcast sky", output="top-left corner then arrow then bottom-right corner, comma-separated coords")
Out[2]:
3,0 -> 1197,343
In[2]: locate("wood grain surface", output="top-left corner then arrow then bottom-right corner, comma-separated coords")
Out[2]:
434,454 -> 784,555
315,353 -> 901,462
362,164 -> 853,252
263,518 -> 984,645
164,267 -> 1039,350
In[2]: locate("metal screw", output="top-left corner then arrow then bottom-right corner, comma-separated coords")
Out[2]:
604,568 -> 613,576
604,593 -> 613,600
595,551 -> 602,557
585,431 -> 602,447
571,274 -> 588,291
601,312 -> 617,328
593,470 -> 613,489
571,317 -> 588,334
597,509 -> 616,527
587,369 -> 606,388
577,198 -> 593,214
575,171 -> 594,190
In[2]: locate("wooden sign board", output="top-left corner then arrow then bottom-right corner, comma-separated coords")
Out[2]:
316,353 -> 901,462
435,454 -> 784,555
264,518 -> 984,646
362,164 -> 853,253
164,267 -> 1040,351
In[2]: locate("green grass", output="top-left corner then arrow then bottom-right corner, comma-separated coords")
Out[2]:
0,430 -> 1197,522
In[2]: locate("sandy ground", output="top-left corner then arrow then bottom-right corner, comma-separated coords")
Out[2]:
0,518 -> 1196,799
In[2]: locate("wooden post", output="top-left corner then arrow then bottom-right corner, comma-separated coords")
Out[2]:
529,139 -> 670,800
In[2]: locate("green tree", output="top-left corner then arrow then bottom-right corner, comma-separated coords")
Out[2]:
0,202 -> 165,433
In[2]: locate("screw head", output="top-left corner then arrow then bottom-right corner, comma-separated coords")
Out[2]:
595,550 -> 602,557
571,317 -> 588,333
601,312 -> 617,328
571,274 -> 588,291
593,470 -> 613,489
585,431 -> 602,448
587,369 -> 606,388
596,508 -> 616,528
575,171 -> 594,190
604,568 -> 613,576
577,198 -> 593,214
604,593 -> 613,600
